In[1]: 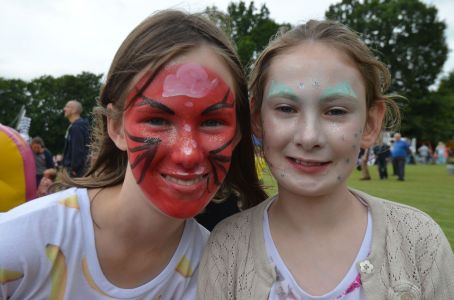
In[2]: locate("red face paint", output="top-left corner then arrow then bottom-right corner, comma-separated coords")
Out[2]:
124,63 -> 237,218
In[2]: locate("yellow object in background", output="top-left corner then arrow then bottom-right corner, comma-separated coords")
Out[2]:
0,124 -> 36,211
255,154 -> 266,182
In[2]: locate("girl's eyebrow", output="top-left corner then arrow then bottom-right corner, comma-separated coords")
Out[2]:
202,89 -> 234,115
320,81 -> 358,101
137,96 -> 175,115
266,80 -> 299,102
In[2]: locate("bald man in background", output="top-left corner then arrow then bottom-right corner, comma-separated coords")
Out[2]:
62,100 -> 90,177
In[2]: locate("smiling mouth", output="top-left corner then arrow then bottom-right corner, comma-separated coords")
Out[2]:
162,174 -> 208,186
290,158 -> 330,166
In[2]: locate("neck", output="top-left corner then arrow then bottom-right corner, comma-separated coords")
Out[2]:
88,182 -> 186,288
68,114 -> 80,123
269,184 -> 366,233
89,182 -> 185,251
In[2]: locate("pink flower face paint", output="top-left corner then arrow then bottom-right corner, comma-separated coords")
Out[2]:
124,63 -> 236,218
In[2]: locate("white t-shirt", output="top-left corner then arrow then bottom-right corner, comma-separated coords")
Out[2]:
0,187 -> 209,300
263,200 -> 372,300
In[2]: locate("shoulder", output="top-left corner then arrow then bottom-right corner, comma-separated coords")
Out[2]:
187,218 -> 210,245
1,188 -> 81,223
379,199 -> 450,266
355,191 -> 454,295
379,196 -> 441,235
0,187 -> 86,258
208,199 -> 267,246
71,118 -> 89,129
354,189 -> 451,267
357,189 -> 444,238
201,196 -> 273,270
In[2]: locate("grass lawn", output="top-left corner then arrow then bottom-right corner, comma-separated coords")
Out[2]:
261,164 -> 454,249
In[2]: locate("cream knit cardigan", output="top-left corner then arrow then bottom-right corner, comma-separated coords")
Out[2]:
197,189 -> 454,300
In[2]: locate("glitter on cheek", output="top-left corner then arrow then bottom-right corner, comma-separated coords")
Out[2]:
327,123 -> 343,135
183,124 -> 191,132
162,129 -> 178,147
184,101 -> 194,108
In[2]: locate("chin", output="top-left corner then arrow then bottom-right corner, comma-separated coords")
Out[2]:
281,181 -> 331,198
158,198 -> 209,219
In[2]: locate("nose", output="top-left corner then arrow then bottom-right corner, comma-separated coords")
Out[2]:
293,114 -> 324,151
171,130 -> 204,170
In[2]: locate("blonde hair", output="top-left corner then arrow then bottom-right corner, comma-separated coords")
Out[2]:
250,19 -> 400,134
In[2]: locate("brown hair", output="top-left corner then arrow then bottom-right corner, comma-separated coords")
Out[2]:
56,9 -> 267,209
31,136 -> 45,147
250,19 -> 400,135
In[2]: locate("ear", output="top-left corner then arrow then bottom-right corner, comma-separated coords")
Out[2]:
360,100 -> 386,149
250,97 -> 263,139
106,103 -> 127,151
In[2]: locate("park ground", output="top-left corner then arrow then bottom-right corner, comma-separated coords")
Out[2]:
261,164 -> 454,249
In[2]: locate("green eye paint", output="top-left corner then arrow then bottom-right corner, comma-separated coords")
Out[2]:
321,81 -> 357,99
267,80 -> 298,99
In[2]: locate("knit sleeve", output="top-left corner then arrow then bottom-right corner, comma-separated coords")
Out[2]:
382,200 -> 454,298
420,222 -> 454,299
197,221 -> 233,300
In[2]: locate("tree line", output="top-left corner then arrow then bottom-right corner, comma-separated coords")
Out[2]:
0,72 -> 102,153
1,0 -> 453,154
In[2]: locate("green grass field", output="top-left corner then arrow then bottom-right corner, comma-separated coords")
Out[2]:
261,164 -> 454,249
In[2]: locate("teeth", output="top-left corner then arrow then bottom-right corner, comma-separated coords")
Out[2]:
294,159 -> 324,166
164,175 -> 204,186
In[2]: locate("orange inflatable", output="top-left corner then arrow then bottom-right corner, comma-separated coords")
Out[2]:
0,124 -> 36,211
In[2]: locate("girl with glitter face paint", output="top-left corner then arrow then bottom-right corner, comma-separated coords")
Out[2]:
198,20 -> 454,299
0,10 -> 266,299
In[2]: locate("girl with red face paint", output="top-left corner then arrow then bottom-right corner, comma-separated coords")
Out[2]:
198,20 -> 454,299
0,10 -> 266,300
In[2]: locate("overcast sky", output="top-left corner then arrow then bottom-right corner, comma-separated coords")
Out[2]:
1,0 -> 453,84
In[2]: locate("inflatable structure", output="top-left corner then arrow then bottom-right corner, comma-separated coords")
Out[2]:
0,124 -> 36,211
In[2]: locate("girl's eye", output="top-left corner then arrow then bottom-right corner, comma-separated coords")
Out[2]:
146,118 -> 169,126
326,108 -> 347,116
276,105 -> 296,114
201,119 -> 225,127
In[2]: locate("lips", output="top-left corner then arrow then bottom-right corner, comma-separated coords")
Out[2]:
292,158 -> 330,166
287,157 -> 331,174
162,174 -> 208,186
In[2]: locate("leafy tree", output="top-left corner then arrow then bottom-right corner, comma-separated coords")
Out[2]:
429,71 -> 454,143
206,1 -> 290,68
438,70 -> 454,96
25,72 -> 102,153
326,0 -> 448,137
27,72 -> 102,153
404,94 -> 454,144
0,78 -> 29,127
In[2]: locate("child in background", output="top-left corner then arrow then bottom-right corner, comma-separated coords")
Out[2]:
36,168 -> 57,197
0,10 -> 265,299
198,20 -> 454,299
